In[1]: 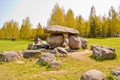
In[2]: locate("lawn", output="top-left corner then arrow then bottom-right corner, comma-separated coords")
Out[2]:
0,38 -> 120,80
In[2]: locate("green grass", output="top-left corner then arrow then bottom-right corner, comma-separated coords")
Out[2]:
0,40 -> 33,52
0,38 -> 120,80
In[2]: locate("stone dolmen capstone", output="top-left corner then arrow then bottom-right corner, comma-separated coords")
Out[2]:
45,25 -> 79,35
0,51 -> 23,62
80,69 -> 105,80
91,44 -> 116,60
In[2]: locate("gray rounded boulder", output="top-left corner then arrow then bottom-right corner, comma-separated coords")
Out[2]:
80,69 -> 105,80
0,51 -> 23,62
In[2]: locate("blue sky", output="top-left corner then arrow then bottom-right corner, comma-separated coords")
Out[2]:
0,0 -> 119,28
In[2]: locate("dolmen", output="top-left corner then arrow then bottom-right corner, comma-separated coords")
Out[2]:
45,25 -> 88,50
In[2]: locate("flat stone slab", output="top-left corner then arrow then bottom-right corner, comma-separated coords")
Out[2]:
45,25 -> 79,35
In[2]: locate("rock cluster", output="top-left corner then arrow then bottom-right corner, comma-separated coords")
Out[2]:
51,47 -> 68,57
39,53 -> 61,68
28,37 -> 49,50
91,44 -> 116,60
45,25 -> 88,49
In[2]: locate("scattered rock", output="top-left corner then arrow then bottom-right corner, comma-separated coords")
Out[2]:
69,34 -> 81,49
28,38 -> 49,50
48,34 -> 64,49
51,47 -> 68,57
0,51 -> 23,62
49,60 -> 61,68
15,61 -> 25,64
35,37 -> 44,45
27,44 -> 37,50
39,53 -> 56,63
22,50 -> 41,58
111,70 -> 120,78
91,44 -> 116,60
80,69 -> 105,80
45,25 -> 79,35
80,37 -> 88,49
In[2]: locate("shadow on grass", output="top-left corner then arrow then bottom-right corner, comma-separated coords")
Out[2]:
89,55 -> 116,62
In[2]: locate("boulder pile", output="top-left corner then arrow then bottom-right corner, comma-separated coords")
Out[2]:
91,44 -> 116,60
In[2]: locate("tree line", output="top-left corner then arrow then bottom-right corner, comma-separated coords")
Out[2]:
0,4 -> 120,40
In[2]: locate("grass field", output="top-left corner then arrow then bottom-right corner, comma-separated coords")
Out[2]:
0,38 -> 120,80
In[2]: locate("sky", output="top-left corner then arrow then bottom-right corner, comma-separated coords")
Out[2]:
0,0 -> 120,28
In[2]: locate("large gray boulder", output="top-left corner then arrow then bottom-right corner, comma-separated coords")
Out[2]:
48,34 -> 64,49
91,44 -> 116,60
45,25 -> 79,35
51,47 -> 68,57
0,51 -> 23,62
80,69 -> 105,80
69,34 -> 81,49
39,53 -> 56,63
22,50 -> 41,58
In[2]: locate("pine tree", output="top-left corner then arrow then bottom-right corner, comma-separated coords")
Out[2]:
20,17 -> 32,39
88,6 -> 101,38
36,22 -> 44,37
47,4 -> 65,26
65,9 -> 76,28
12,22 -> 19,39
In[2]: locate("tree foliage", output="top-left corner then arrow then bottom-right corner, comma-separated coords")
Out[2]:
20,17 -> 32,39
0,4 -> 120,39
47,4 -> 65,26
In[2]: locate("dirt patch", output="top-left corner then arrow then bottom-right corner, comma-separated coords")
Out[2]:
69,50 -> 92,60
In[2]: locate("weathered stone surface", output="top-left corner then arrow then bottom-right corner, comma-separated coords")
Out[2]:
35,37 -> 44,45
91,44 -> 116,60
111,70 -> 120,78
28,38 -> 49,50
49,60 -> 61,68
69,34 -> 81,49
39,53 -> 56,63
80,69 -> 105,80
22,50 -> 41,58
80,37 -> 88,49
0,51 -> 23,62
48,34 -> 64,49
51,47 -> 68,57
45,25 -> 79,35
27,44 -> 37,50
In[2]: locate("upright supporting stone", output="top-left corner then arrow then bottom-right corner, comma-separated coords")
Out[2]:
48,34 -> 64,49
69,34 -> 81,50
